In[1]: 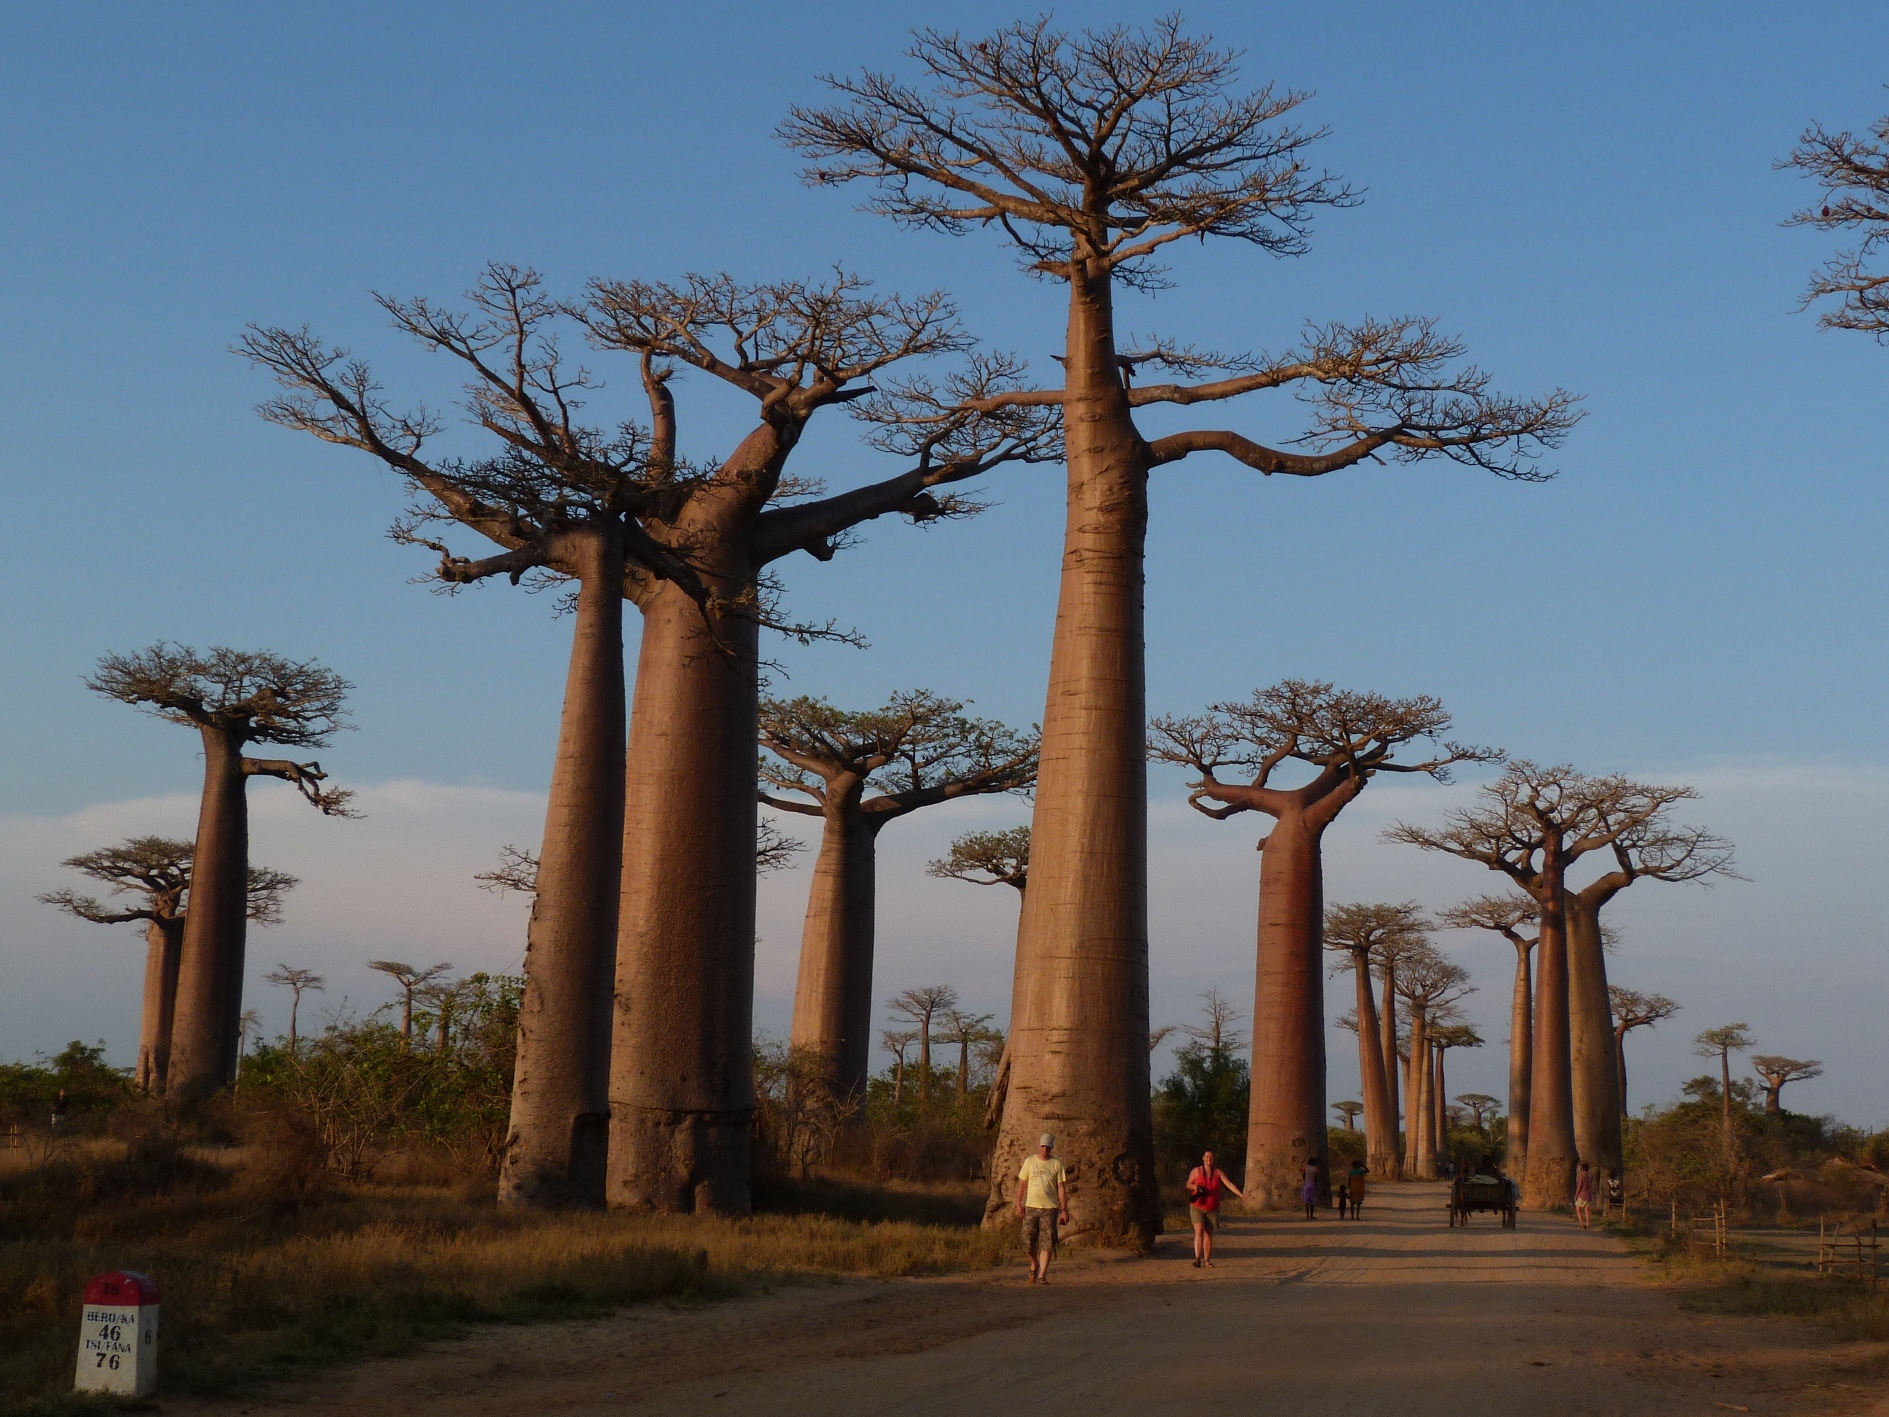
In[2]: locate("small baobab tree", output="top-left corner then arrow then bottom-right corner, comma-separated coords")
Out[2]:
42,838 -> 295,1093
1323,901 -> 1428,1181
1152,682 -> 1491,1207
1456,1093 -> 1500,1135
789,17 -> 1579,1244
1440,893 -> 1539,1179
1332,1100 -> 1364,1131
1694,1023 -> 1755,1148
938,1007 -> 1000,1102
759,692 -> 1036,1095
1750,1055 -> 1823,1117
369,960 -> 452,1042
887,985 -> 960,1103
1430,1023 -> 1483,1165
1608,985 -> 1679,1116
1392,949 -> 1472,1181
263,964 -> 325,1057
929,825 -> 1030,1116
1781,102 -> 1889,341
882,1028 -> 919,1105
87,646 -> 352,1097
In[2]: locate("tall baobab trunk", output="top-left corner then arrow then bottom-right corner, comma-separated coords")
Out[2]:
137,917 -> 184,1094
1524,876 -> 1578,1210
609,521 -> 761,1214
1718,1045 -> 1735,1146
1243,813 -> 1329,1207
1405,1008 -> 1431,1177
1379,968 -> 1403,1180
1564,891 -> 1623,1183
787,790 -> 880,1096
1507,936 -> 1534,1180
168,730 -> 249,1096
1350,953 -> 1397,1181
989,263 -> 1158,1244
1614,1022 -> 1632,1117
1432,1044 -> 1448,1167
501,535 -> 625,1209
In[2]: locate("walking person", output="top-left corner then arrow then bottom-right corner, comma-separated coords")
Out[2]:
1185,1148 -> 1245,1268
49,1088 -> 69,1133
1574,1161 -> 1595,1229
1300,1157 -> 1322,1219
1345,1159 -> 1369,1219
1014,1133 -> 1069,1283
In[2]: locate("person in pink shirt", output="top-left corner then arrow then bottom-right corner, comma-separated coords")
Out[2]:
1185,1148 -> 1245,1268
1574,1161 -> 1595,1228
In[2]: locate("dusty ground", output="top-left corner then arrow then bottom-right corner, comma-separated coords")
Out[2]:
168,1184 -> 1886,1417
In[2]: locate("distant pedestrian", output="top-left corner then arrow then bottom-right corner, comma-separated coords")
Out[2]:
1574,1162 -> 1594,1228
49,1088 -> 69,1132
1185,1148 -> 1245,1269
1345,1160 -> 1369,1219
1015,1133 -> 1069,1283
1300,1158 -> 1321,1219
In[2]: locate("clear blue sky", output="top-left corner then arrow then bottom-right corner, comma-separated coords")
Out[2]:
2,4 -> 1884,1122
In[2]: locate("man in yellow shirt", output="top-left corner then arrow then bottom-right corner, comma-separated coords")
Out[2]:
1014,1132 -> 1070,1284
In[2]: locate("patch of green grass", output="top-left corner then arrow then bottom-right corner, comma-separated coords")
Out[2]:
1679,1274 -> 1889,1342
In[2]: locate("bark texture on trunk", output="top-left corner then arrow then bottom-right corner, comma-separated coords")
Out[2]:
609,565 -> 760,1214
1564,889 -> 1623,1181
1242,814 -> 1328,1207
987,264 -> 1158,1246
1507,939 -> 1534,1181
137,917 -> 184,1094
168,730 -> 249,1097
1408,1015 -> 1434,1178
1614,1026 -> 1631,1117
501,540 -> 626,1209
1350,953 -> 1396,1180
1523,875 -> 1578,1210
787,796 -> 881,1096
1379,970 -> 1403,1180
1432,1046 -> 1447,1168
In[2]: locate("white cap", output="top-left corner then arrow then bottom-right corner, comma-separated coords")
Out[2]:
1039,1133 -> 1055,1148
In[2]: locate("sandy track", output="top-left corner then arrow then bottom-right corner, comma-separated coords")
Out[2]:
170,1185 -> 1884,1417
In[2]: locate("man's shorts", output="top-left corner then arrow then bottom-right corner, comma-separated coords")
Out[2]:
1189,1204 -> 1216,1231
1022,1206 -> 1058,1253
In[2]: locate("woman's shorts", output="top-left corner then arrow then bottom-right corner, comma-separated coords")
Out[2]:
1189,1205 -> 1216,1231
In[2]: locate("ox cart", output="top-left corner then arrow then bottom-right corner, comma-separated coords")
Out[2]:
1449,1174 -> 1517,1228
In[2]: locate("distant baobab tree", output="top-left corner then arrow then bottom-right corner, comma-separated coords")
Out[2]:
1388,762 -> 1699,1208
263,964 -> 325,1057
928,825 -> 1030,1119
758,691 -> 1036,1095
1694,1023 -> 1755,1147
886,985 -> 961,1104
1440,894 -> 1539,1178
1608,985 -> 1679,1116
41,837 -> 294,1093
938,1007 -> 1001,1102
882,1028 -> 919,1104
369,960 -> 452,1042
1332,1100 -> 1364,1131
1430,1023 -> 1483,1166
1393,950 -> 1472,1180
1749,1054 -> 1822,1117
87,645 -> 352,1098
1781,103 -> 1889,341
1151,682 -> 1491,1207
1323,901 -> 1428,1180
1456,1093 -> 1500,1134
789,15 -> 1580,1245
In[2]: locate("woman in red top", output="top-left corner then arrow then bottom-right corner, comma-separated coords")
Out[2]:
1185,1148 -> 1246,1268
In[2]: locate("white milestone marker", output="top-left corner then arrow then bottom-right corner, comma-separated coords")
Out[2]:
75,1270 -> 159,1397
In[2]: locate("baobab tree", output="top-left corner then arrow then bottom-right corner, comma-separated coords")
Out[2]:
87,646 -> 352,1098
41,838 -> 295,1092
1456,1093 -> 1500,1134
1439,893 -> 1538,1178
938,1007 -> 1000,1102
1332,1100 -> 1363,1131
883,1028 -> 919,1104
789,16 -> 1579,1243
1781,102 -> 1889,341
887,985 -> 960,1103
927,825 -> 1030,1117
263,964 -> 325,1057
1388,763 -> 1700,1207
1323,901 -> 1427,1180
1393,948 -> 1471,1181
1151,682 -> 1490,1206
1431,1023 -> 1483,1166
1608,985 -> 1679,1116
1694,1023 -> 1755,1147
369,960 -> 452,1041
758,691 -> 1036,1095
1562,791 -> 1735,1184
1750,1055 -> 1823,1116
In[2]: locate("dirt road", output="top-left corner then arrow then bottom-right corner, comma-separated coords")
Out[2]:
173,1184 -> 1883,1416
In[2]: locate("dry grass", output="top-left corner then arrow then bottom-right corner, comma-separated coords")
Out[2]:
0,1141 -> 1012,1414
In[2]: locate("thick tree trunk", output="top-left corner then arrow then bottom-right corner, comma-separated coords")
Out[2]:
1242,813 -> 1329,1207
1564,890 -> 1623,1181
1523,876 -> 1578,1210
609,566 -> 759,1214
1433,1046 -> 1448,1167
1507,939 -> 1534,1180
1379,970 -> 1403,1179
1614,1025 -> 1630,1117
137,917 -> 183,1094
501,541 -> 625,1209
1763,1084 -> 1782,1116
788,796 -> 879,1096
1352,953 -> 1397,1180
168,729 -> 248,1097
1405,1010 -> 1430,1177
987,261 -> 1158,1246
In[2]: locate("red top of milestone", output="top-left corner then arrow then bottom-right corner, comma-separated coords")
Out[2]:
83,1271 -> 159,1306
